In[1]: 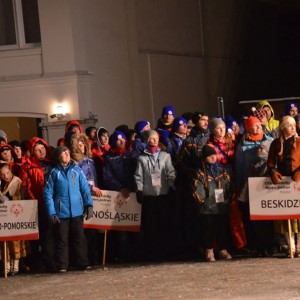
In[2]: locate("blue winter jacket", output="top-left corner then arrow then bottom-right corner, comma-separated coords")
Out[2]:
44,161 -> 93,218
235,134 -> 273,189
103,149 -> 138,192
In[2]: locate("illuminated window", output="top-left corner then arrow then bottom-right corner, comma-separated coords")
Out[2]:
0,0 -> 41,50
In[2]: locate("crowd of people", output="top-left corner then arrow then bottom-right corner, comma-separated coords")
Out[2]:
1,100 -> 300,275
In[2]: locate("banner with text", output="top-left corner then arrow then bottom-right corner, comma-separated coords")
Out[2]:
84,190 -> 142,232
0,200 -> 39,241
249,177 -> 300,220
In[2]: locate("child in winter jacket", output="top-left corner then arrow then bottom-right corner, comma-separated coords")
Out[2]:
192,145 -> 233,262
135,130 -> 176,260
44,146 -> 93,272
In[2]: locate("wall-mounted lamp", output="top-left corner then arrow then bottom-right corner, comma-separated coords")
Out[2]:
50,103 -> 70,121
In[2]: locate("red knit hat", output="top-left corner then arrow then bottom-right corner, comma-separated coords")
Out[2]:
244,116 -> 261,132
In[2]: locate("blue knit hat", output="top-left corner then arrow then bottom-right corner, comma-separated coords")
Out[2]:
172,117 -> 187,132
161,105 -> 175,117
225,115 -> 238,130
134,120 -> 150,134
285,102 -> 298,115
109,130 -> 127,148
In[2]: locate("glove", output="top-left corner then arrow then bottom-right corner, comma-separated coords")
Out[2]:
84,206 -> 93,220
270,170 -> 282,185
136,191 -> 143,204
292,171 -> 300,182
0,195 -> 9,204
49,215 -> 60,224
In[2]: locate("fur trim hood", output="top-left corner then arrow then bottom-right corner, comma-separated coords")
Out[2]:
70,133 -> 92,162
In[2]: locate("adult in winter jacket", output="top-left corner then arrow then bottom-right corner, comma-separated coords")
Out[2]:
44,146 -> 93,272
256,100 -> 279,133
103,130 -> 137,197
135,130 -> 176,260
235,116 -> 273,251
179,111 -> 210,175
267,116 -> 300,257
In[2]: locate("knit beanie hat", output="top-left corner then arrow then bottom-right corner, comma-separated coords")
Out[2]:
244,116 -> 261,132
192,112 -> 207,124
134,120 -> 150,134
172,117 -> 187,132
109,130 -> 127,148
0,130 -> 7,141
9,140 -> 21,148
251,107 -> 266,122
279,115 -> 296,131
202,145 -> 216,159
209,117 -> 225,132
225,115 -> 237,130
260,140 -> 272,153
52,146 -> 68,163
161,105 -> 175,117
285,102 -> 298,115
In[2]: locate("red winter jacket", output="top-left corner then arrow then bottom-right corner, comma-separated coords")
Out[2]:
19,137 -> 52,219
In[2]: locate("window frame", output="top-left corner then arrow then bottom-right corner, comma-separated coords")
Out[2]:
0,0 -> 41,50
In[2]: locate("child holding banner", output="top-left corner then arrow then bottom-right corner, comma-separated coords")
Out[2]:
0,163 -> 29,276
191,145 -> 233,262
268,115 -> 300,257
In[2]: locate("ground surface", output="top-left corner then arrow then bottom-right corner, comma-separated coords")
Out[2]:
1,256 -> 300,300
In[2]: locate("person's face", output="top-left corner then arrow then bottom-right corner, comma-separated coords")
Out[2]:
263,106 -> 272,120
248,122 -> 262,135
177,123 -> 187,135
197,116 -> 209,130
100,133 -> 109,146
290,107 -> 298,117
1,150 -> 12,163
116,138 -> 126,149
89,130 -> 97,140
60,149 -> 71,166
78,141 -> 85,154
282,123 -> 296,139
0,166 -> 12,183
71,126 -> 80,134
232,123 -> 240,136
205,154 -> 217,164
14,146 -> 22,159
213,124 -> 226,139
186,127 -> 192,136
164,114 -> 174,124
34,144 -> 47,161
148,133 -> 159,147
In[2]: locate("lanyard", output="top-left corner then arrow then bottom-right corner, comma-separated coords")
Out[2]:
148,151 -> 161,171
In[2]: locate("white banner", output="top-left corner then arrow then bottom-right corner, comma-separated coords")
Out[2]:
84,190 -> 142,232
248,177 -> 300,220
0,200 -> 39,241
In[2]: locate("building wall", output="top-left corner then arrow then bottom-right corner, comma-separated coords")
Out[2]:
0,0 -> 252,142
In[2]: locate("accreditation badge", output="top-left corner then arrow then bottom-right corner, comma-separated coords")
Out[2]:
151,172 -> 161,187
214,189 -> 224,203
